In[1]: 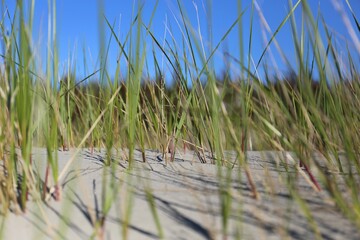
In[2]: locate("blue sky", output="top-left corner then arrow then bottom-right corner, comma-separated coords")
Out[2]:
1,0 -> 360,82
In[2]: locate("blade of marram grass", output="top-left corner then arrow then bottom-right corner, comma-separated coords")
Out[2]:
145,188 -> 164,239
344,0 -> 360,32
56,82 -> 124,184
256,0 -> 302,69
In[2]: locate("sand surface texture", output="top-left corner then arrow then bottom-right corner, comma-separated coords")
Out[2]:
2,148 -> 359,240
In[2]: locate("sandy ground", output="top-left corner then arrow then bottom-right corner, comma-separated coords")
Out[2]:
1,148 -> 359,240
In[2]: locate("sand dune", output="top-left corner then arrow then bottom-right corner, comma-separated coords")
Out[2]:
2,148 -> 359,240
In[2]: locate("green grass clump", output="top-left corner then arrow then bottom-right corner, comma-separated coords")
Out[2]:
0,0 -> 359,238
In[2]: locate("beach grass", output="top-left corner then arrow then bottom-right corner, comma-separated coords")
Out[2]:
0,0 -> 360,239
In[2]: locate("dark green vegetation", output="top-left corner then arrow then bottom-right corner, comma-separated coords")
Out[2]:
0,0 -> 359,239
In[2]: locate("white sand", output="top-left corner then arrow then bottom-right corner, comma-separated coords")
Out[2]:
2,148 -> 359,240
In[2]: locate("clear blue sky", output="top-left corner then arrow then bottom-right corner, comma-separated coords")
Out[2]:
1,0 -> 360,82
